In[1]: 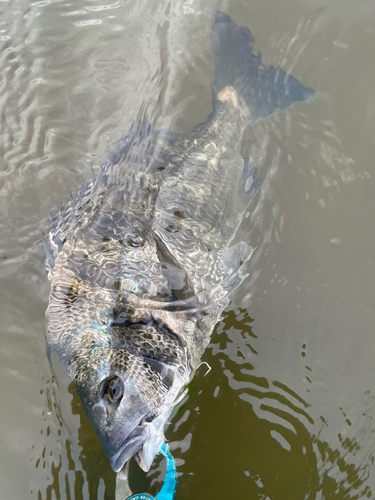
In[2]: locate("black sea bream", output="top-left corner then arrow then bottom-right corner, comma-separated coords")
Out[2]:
43,12 -> 313,475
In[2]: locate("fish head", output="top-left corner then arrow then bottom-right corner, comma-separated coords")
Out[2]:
72,326 -> 188,473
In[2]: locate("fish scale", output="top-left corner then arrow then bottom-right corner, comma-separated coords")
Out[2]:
73,341 -> 168,405
44,11 -> 314,479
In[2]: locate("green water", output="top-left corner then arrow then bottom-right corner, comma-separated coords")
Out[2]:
1,0 -> 375,499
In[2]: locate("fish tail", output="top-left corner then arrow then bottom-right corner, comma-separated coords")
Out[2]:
210,11 -> 314,121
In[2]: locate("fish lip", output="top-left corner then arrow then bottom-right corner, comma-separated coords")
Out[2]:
110,423 -> 148,473
109,408 -> 169,473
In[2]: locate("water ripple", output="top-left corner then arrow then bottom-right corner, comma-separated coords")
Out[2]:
1,1 -> 375,499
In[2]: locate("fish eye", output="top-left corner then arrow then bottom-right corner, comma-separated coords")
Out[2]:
101,376 -> 124,406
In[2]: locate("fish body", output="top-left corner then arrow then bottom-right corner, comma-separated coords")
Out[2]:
44,12 -> 313,474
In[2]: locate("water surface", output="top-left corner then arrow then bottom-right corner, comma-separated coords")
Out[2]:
1,0 -> 375,499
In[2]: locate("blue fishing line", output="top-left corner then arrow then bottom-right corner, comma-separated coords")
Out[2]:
156,444 -> 177,500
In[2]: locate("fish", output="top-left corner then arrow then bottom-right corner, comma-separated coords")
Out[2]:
43,11 -> 314,476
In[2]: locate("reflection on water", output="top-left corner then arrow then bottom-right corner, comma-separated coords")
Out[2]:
165,309 -> 374,500
1,0 -> 375,498
34,371 -> 116,500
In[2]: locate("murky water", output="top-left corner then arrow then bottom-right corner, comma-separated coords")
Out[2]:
1,0 -> 375,499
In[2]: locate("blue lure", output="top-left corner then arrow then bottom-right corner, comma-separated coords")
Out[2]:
155,444 -> 177,500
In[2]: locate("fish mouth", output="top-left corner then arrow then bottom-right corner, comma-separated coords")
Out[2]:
110,408 -> 169,474
110,423 -> 148,473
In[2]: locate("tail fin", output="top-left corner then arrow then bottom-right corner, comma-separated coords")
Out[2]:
211,12 -> 314,121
